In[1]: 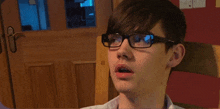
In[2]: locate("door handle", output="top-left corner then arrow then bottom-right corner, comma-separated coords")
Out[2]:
7,26 -> 25,53
8,33 -> 25,53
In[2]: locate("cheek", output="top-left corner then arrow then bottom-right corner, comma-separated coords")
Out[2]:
134,53 -> 166,79
135,53 -> 153,67
135,55 -> 154,75
108,51 -> 116,71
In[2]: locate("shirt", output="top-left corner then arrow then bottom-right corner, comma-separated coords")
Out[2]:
81,94 -> 185,109
0,102 -> 10,109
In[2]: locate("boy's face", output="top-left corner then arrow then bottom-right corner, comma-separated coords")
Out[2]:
108,22 -> 173,95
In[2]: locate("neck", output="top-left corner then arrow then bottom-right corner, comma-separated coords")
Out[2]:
118,90 -> 167,109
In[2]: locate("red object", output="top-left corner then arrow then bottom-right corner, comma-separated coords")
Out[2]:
171,0 -> 220,45
166,1 -> 220,108
167,71 -> 219,108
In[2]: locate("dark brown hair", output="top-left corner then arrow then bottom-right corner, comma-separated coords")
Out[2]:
106,0 -> 187,75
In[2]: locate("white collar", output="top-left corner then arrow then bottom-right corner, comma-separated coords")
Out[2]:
104,94 -> 179,109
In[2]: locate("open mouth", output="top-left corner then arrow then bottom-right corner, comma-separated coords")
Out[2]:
115,64 -> 134,73
117,67 -> 133,73
115,64 -> 134,78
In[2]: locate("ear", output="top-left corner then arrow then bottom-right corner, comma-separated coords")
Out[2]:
167,44 -> 186,68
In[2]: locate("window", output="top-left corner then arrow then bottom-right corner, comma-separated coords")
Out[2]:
18,0 -> 50,31
65,0 -> 96,28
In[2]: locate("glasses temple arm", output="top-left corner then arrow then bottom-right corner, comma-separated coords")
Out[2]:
153,36 -> 179,44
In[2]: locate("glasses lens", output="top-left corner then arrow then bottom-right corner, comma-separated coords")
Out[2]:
104,34 -> 122,47
130,34 -> 152,47
102,34 -> 122,47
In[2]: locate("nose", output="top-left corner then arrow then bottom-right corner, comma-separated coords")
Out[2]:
117,39 -> 133,60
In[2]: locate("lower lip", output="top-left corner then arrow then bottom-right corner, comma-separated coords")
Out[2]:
115,72 -> 134,78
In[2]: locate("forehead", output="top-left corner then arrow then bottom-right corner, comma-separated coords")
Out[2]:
149,21 -> 166,38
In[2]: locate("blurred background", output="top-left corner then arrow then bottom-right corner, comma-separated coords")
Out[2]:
0,0 -> 219,108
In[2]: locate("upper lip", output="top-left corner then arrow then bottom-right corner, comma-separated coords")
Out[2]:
115,64 -> 134,73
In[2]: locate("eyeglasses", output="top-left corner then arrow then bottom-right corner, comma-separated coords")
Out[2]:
102,33 -> 180,48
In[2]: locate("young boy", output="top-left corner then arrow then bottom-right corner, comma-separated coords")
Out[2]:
82,0 -> 186,108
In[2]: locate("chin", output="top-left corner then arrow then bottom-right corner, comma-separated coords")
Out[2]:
116,88 -> 138,98
114,82 -> 136,93
111,74 -> 137,93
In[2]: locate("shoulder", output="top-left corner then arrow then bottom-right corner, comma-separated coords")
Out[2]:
80,105 -> 105,109
81,103 -> 185,109
173,104 -> 185,109
80,103 -> 112,109
81,96 -> 119,109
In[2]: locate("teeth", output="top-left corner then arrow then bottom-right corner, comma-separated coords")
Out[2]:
119,68 -> 131,72
121,68 -> 127,70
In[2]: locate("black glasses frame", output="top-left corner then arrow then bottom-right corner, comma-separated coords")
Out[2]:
102,33 -> 180,48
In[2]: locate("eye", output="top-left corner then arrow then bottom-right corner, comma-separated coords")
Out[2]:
133,34 -> 149,42
109,35 -> 121,42
108,34 -> 122,46
133,35 -> 141,42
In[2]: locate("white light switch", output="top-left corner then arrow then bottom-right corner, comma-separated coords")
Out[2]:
193,0 -> 206,8
180,0 -> 193,9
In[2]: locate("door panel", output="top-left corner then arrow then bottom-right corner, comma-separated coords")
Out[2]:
0,0 -> 112,108
0,9 -> 14,108
0,38 -> 14,108
74,62 -> 96,107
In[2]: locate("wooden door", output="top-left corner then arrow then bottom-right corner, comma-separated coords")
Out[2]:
0,7 -> 15,108
0,0 -> 112,108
